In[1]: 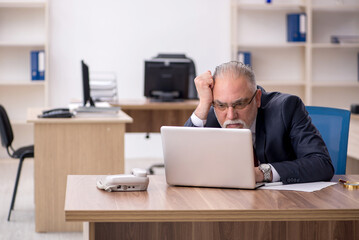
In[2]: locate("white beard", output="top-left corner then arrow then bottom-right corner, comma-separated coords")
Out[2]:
214,110 -> 249,129
223,119 -> 249,129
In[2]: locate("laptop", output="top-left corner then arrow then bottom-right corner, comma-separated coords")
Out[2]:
161,126 -> 264,189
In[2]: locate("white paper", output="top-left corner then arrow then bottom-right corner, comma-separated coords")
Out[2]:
259,182 -> 337,192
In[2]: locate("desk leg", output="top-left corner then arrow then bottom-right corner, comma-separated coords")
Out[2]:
83,222 -> 95,240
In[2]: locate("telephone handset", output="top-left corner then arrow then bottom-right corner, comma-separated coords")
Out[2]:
38,108 -> 74,118
96,168 -> 149,192
42,108 -> 69,114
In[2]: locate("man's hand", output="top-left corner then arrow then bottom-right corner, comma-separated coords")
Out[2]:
255,167 -> 264,183
255,167 -> 273,183
194,71 -> 214,120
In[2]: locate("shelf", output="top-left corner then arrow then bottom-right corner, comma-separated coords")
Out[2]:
312,5 -> 359,12
0,0 -> 45,8
237,43 -> 306,48
0,81 -> 45,86
237,3 -> 305,10
312,82 -> 359,87
232,0 -> 359,108
312,43 -> 359,49
0,0 -> 46,159
0,41 -> 45,47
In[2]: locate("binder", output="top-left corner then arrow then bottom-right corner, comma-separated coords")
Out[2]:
38,51 -> 45,80
30,50 -> 45,81
287,13 -> 306,42
237,51 -> 251,67
30,51 -> 39,81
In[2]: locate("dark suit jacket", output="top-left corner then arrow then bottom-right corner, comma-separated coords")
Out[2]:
184,87 -> 334,184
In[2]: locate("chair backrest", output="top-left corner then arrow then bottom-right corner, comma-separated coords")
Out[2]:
0,105 -> 14,148
306,106 -> 351,174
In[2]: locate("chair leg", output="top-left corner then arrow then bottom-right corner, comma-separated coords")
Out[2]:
7,157 -> 25,221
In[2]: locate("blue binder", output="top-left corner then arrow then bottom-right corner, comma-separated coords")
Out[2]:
30,51 -> 39,81
30,50 -> 45,81
287,13 -> 306,42
237,51 -> 251,67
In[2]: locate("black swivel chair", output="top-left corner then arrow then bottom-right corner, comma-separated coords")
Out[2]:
0,105 -> 34,221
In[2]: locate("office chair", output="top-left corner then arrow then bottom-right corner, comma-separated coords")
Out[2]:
0,105 -> 34,221
306,106 -> 351,174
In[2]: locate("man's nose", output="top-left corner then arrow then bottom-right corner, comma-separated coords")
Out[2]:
226,106 -> 237,120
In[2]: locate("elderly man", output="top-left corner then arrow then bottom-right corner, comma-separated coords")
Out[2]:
185,61 -> 334,184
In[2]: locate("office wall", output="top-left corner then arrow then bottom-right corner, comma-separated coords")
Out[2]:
48,0 -> 231,107
47,0 -> 230,161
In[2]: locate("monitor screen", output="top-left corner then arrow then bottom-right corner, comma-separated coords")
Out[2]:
81,60 -> 95,106
144,60 -> 192,101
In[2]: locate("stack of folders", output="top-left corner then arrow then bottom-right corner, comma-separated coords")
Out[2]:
74,106 -> 122,118
90,72 -> 118,103
31,50 -> 45,81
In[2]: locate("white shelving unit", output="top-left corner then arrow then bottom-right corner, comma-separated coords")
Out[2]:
0,0 -> 48,157
231,0 -> 359,109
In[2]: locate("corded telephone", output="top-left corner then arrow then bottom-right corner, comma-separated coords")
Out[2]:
38,108 -> 74,118
96,168 -> 149,192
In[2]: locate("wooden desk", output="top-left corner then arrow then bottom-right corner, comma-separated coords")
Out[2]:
65,175 -> 359,240
27,109 -> 133,232
115,99 -> 198,132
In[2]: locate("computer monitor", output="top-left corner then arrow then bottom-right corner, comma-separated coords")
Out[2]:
144,54 -> 197,102
81,60 -> 95,107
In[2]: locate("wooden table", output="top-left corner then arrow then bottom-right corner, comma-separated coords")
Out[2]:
114,99 -> 198,132
65,175 -> 359,240
27,109 -> 133,232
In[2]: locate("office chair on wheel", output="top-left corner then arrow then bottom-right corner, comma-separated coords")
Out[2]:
306,106 -> 350,174
0,105 -> 34,221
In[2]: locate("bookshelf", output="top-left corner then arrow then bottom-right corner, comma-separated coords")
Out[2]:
0,0 -> 48,157
231,0 -> 359,109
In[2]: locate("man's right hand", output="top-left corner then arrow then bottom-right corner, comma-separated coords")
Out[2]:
194,71 -> 214,120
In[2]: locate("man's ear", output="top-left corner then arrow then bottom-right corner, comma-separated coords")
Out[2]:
256,89 -> 262,108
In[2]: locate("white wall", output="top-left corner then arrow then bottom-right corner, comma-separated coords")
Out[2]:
48,0 -> 231,107
48,0 -> 231,161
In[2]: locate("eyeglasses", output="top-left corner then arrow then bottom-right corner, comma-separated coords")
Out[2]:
212,90 -> 258,111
